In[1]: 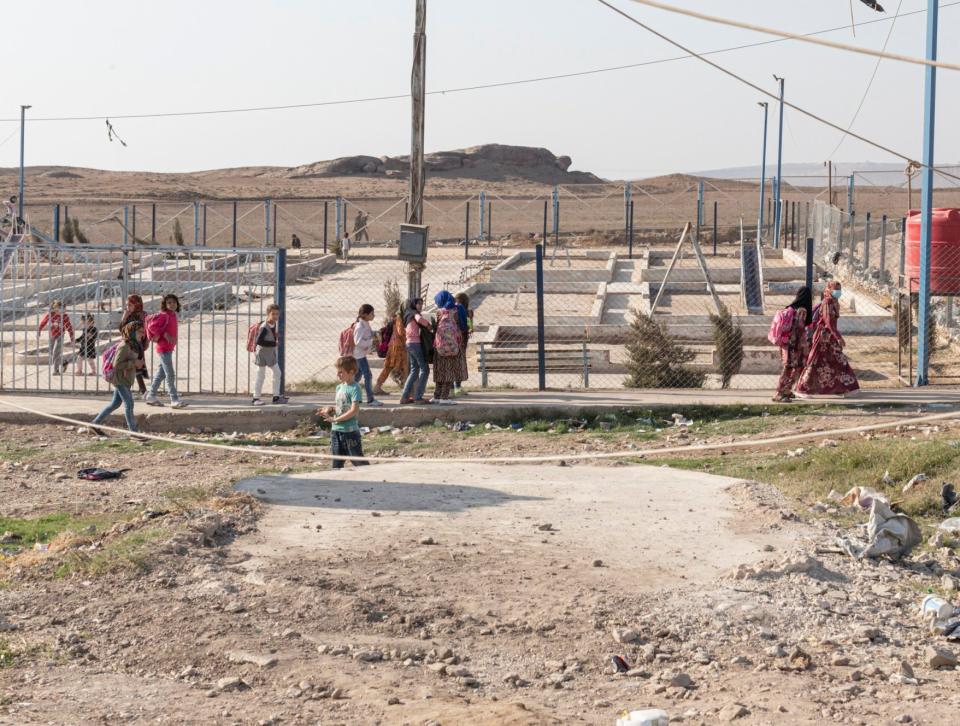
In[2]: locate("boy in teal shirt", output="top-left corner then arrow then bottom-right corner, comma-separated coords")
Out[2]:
320,356 -> 368,469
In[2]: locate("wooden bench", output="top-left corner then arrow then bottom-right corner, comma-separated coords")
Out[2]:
476,343 -> 610,387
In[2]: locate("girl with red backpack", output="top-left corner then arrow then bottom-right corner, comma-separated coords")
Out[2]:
144,294 -> 187,409
772,286 -> 812,403
88,322 -> 142,435
430,290 -> 462,405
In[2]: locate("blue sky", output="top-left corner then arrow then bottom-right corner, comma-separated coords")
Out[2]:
2,0 -> 957,178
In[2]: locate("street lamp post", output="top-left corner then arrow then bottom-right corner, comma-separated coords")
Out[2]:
758,102 -> 768,245
18,104 -> 31,224
773,76 -> 785,249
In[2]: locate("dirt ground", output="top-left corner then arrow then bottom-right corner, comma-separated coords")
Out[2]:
2,406 -> 960,724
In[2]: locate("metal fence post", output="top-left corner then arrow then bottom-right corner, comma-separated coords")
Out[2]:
273,202 -> 278,246
323,200 -> 329,254
464,201 -> 471,260
488,200 -> 493,242
264,198 -> 271,245
848,174 -> 855,214
335,196 -> 342,241
132,204 -> 137,242
53,204 -> 60,242
193,201 -> 199,245
628,200 -> 635,259
712,200 -> 718,256
480,343 -> 488,388
478,191 -> 486,241
275,248 -> 287,395
624,181 -> 632,248
880,214 -> 888,281
582,341 -> 589,388
552,185 -> 559,247
864,212 -> 872,270
123,205 -> 129,245
900,216 -> 907,280
151,203 -> 156,243
849,210 -> 857,264
535,242 -> 546,391
202,203 -> 208,246
805,237 -> 814,292
232,201 -> 238,248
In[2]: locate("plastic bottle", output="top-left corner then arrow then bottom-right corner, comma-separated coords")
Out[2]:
615,709 -> 669,726
921,594 -> 954,621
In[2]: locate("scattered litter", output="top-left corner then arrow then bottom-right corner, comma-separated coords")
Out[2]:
902,473 -> 927,494
882,469 -> 895,486
671,413 -> 692,427
786,447 -> 805,458
942,482 -> 959,513
615,708 -> 669,726
484,422 -> 503,431
839,486 -> 889,511
359,426 -> 371,435
0,531 -> 22,544
839,500 -> 921,560
611,655 -> 630,673
636,417 -> 656,427
819,439 -> 838,448
920,595 -> 955,622
33,543 -> 49,552
599,421 -> 613,432
377,425 -> 392,434
452,421 -> 472,432
939,517 -> 960,534
510,422 -> 523,431
77,468 -> 125,481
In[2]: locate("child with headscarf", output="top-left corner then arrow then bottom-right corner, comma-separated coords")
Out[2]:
795,281 -> 860,397
772,286 -> 811,402
120,294 -> 148,395
430,290 -> 462,404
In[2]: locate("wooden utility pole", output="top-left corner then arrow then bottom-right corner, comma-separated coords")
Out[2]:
407,0 -> 427,300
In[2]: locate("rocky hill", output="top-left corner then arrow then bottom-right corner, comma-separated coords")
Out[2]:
264,144 -> 603,184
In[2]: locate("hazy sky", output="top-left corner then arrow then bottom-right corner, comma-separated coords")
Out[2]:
2,0 -> 958,178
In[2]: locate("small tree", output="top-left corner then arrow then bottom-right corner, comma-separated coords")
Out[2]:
383,277 -> 402,326
171,219 -> 184,246
624,310 -> 704,388
72,218 -> 90,244
710,303 -> 744,389
61,217 -> 75,244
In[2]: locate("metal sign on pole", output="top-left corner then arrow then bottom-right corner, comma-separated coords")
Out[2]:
916,0 -> 939,386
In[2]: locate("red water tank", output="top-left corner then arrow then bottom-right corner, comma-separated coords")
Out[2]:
905,208 -> 960,293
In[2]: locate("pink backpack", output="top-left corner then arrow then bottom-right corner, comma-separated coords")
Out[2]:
101,342 -> 121,384
144,312 -> 166,342
338,323 -> 356,357
767,306 -> 796,347
434,309 -> 460,358
246,321 -> 262,353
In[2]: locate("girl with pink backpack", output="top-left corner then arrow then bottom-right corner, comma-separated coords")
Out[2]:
771,286 -> 812,403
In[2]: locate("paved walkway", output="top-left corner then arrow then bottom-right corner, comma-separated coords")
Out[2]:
1,387 -> 959,432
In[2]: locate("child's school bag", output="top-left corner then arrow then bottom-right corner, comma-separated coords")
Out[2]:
246,321 -> 262,353
767,307 -> 796,347
101,342 -> 122,384
434,309 -> 460,357
144,313 -> 166,342
338,323 -> 356,356
377,323 -> 393,358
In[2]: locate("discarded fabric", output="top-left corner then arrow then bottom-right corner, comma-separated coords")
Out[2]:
77,468 -> 125,481
615,709 -> 669,726
839,499 -> 920,560
839,486 -> 889,510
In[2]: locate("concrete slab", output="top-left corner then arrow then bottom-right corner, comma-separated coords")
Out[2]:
234,463 -> 796,589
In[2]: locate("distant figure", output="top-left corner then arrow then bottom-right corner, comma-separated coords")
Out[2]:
291,233 -> 302,250
353,211 -> 369,243
340,230 -> 351,262
771,286 -> 811,403
3,196 -> 23,235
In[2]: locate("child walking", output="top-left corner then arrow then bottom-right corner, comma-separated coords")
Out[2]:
89,322 -> 142,434
39,299 -> 73,375
145,294 -> 187,409
373,312 -> 407,397
120,294 -> 148,396
320,356 -> 368,469
453,292 -> 472,397
400,298 -> 432,405
74,314 -> 99,375
252,303 -> 288,406
352,304 -> 383,407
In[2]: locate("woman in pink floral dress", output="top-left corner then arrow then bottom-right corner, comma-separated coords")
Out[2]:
795,281 -> 860,397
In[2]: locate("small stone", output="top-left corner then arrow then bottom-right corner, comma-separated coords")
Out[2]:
894,715 -> 913,724
592,559 -> 603,567
216,676 -> 247,692
831,655 -> 851,667
899,660 -> 915,679
925,645 -> 958,669
718,702 -> 749,722
537,523 -> 554,531
458,677 -> 480,688
330,688 -> 345,699
224,601 -> 245,614
593,699 -> 611,708
612,628 -> 640,644
387,696 -> 401,705
354,650 -> 383,662
419,537 -> 436,545
765,645 -> 787,658
281,628 -> 300,639
669,672 -> 693,689
226,652 -> 277,668
428,663 -> 447,675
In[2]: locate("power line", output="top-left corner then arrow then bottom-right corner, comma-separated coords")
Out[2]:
0,1 -> 955,124
623,0 -> 960,72
828,0 -> 904,159
593,0 -> 960,185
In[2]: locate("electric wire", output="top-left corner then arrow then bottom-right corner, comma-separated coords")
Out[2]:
593,0 -> 960,186
829,0 -> 905,159
622,0 -> 960,72
0,2 -> 955,124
